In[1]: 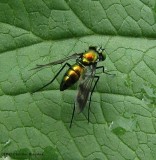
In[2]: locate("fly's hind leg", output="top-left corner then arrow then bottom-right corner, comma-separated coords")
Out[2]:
33,63 -> 71,93
69,103 -> 76,128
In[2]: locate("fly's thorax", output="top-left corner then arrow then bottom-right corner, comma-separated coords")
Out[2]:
80,50 -> 98,65
60,63 -> 84,91
88,46 -> 106,62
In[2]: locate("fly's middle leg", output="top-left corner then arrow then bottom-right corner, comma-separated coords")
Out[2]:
87,66 -> 115,123
88,75 -> 99,123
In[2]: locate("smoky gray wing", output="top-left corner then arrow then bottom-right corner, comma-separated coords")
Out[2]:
30,53 -> 82,70
75,65 -> 96,113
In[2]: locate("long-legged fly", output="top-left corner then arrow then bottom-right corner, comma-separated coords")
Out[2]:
31,46 -> 111,127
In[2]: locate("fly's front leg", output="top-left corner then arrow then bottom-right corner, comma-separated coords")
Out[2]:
96,66 -> 115,76
33,63 -> 71,93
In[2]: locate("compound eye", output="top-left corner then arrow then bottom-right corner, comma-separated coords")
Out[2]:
101,51 -> 106,61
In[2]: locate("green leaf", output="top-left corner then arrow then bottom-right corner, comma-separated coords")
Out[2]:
0,0 -> 156,160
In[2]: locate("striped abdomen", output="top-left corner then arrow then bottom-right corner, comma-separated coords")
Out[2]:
60,63 -> 84,91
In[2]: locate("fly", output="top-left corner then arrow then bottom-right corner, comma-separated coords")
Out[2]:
31,46 -> 111,127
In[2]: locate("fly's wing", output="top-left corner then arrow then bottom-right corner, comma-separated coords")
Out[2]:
75,65 -> 96,113
30,53 -> 82,70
